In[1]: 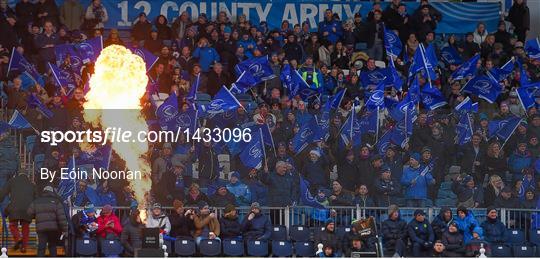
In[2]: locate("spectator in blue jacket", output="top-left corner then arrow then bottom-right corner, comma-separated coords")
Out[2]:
407,209 -> 434,257
401,152 -> 435,207
242,202 -> 271,240
318,9 -> 343,44
261,161 -> 299,206
508,142 -> 533,181
303,149 -> 329,192
244,169 -> 268,205
97,180 -> 117,207
226,171 -> 252,206
193,37 -> 220,72
237,33 -> 257,59
454,206 -> 479,244
480,207 -> 508,244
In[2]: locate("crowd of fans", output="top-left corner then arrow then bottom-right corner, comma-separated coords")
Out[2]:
0,0 -> 539,257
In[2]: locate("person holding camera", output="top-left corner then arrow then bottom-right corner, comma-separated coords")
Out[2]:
407,209 -> 434,257
169,200 -> 195,239
241,202 -> 271,241
193,202 -> 220,245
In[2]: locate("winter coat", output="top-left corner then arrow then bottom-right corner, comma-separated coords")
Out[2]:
381,217 -> 408,246
303,158 -> 329,189
244,177 -> 268,206
508,150 -> 533,174
96,213 -> 123,239
120,217 -> 144,256
401,165 -> 434,199
59,0 -> 84,31
132,20 -> 152,42
242,212 -> 271,240
337,156 -> 361,191
314,228 -> 342,253
219,215 -> 242,239
318,19 -> 343,44
494,196 -> 521,208
193,47 -> 220,72
373,177 -> 400,207
193,214 -> 220,238
408,219 -> 434,246
197,146 -> 219,181
451,180 -> 484,207
227,181 -> 252,206
480,217 -> 508,244
507,2 -> 530,31
458,143 -> 486,175
0,174 -> 36,221
169,211 -> 194,238
261,171 -> 298,206
145,213 -> 171,234
431,207 -> 453,240
185,192 -> 210,207
453,212 -> 479,244
27,191 -> 68,233
442,231 -> 465,257
209,192 -> 236,207
329,190 -> 355,206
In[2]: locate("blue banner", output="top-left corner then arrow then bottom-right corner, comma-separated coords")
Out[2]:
37,1 -> 499,34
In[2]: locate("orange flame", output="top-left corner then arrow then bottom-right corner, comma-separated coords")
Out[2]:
83,45 -> 151,207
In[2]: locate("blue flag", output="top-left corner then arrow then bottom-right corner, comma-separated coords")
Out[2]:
312,105 -> 331,141
390,99 -> 417,123
156,92 -> 179,130
232,69 -> 259,93
48,63 -> 77,94
385,60 -> 403,91
292,119 -> 315,154
235,55 -> 276,82
239,130 -> 264,169
441,46 -> 463,65
420,83 -> 447,110
384,26 -> 402,57
55,43 -> 83,72
299,176 -> 326,209
456,113 -> 474,145
517,85 -> 538,111
27,94 -> 53,119
8,110 -> 32,129
454,96 -> 478,116
359,111 -> 378,135
129,47 -> 159,71
197,86 -> 242,116
365,82 -> 386,111
407,76 -> 421,104
389,125 -> 408,148
186,73 -> 200,101
376,129 -> 392,155
7,48 -> 44,88
340,108 -> 362,148
58,155 -> 77,200
488,116 -> 522,141
360,68 -> 388,89
409,44 -> 437,81
76,36 -> 103,64
488,58 -> 514,82
79,144 -> 112,170
525,38 -> 540,61
450,54 -> 480,81
282,64 -> 317,100
211,109 -> 237,128
517,60 -> 531,87
329,88 -> 346,109
462,75 -> 501,103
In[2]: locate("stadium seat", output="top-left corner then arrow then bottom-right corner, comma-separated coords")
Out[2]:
512,245 -> 535,257
294,241 -> 315,257
246,240 -> 268,257
76,239 -> 97,256
529,229 -> 540,246
199,239 -> 221,256
506,229 -> 526,244
175,239 -> 196,256
222,239 -> 244,256
311,226 -> 326,239
100,239 -> 123,256
270,225 -> 287,241
491,244 -> 512,257
289,225 -> 310,242
336,226 -> 352,239
271,240 -> 293,257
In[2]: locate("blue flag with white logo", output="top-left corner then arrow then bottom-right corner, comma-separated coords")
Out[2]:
340,109 -> 362,148
292,119 -> 315,154
58,155 -> 76,200
384,26 -> 402,57
450,54 -> 480,81
281,64 -> 317,100
329,88 -> 346,109
525,38 -> 540,61
488,116 -> 522,141
239,130 -> 264,169
385,60 -> 403,91
129,47 -> 159,71
8,110 -> 32,129
517,86 -> 538,111
441,46 -> 463,65
456,113 -> 474,145
299,175 -> 326,209
197,86 -> 242,116
360,68 -> 388,89
7,48 -> 44,88
365,82 -> 386,111
55,43 -> 84,72
186,73 -> 200,101
517,60 -> 531,87
420,83 -> 447,110
409,44 -> 437,81
312,104 -> 331,141
75,36 -> 103,64
376,129 -> 392,155
27,94 -> 53,119
462,75 -> 501,103
232,69 -> 259,93
156,92 -> 179,130
359,111 -> 378,134
488,58 -> 514,82
79,144 -> 112,170
235,55 -> 276,82
454,96 -> 478,116
48,62 -> 77,95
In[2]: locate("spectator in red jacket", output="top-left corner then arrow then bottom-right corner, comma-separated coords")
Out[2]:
96,204 -> 122,240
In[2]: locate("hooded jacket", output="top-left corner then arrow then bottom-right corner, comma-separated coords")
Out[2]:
442,229 -> 465,257
431,207 -> 453,240
145,212 -> 171,234
27,190 -> 68,233
453,211 -> 479,244
242,212 -> 271,240
480,216 -> 508,243
96,212 -> 123,238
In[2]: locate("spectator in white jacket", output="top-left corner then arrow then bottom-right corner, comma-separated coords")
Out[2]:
145,203 -> 171,235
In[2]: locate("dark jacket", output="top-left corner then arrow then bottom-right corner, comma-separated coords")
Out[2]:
381,217 -> 408,247
314,228 -> 342,253
373,177 -> 400,207
206,70 -> 232,97
260,171 -> 298,206
431,207 -> 453,240
0,174 -> 36,221
169,211 -> 194,238
120,216 -> 144,256
209,192 -> 237,207
442,230 -> 465,257
457,143 -> 486,175
337,155 -> 360,191
507,2 -> 530,31
407,219 -> 434,245
451,180 -> 484,207
219,215 -> 242,239
242,212 -> 271,240
27,191 -> 68,233
480,217 -> 508,244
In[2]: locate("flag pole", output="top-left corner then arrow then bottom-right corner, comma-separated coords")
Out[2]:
375,107 -> 380,143
500,119 -> 522,150
259,128 -> 267,169
350,104 -> 354,141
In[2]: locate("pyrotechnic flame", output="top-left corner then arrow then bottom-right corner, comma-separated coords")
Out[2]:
83,45 -> 151,208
